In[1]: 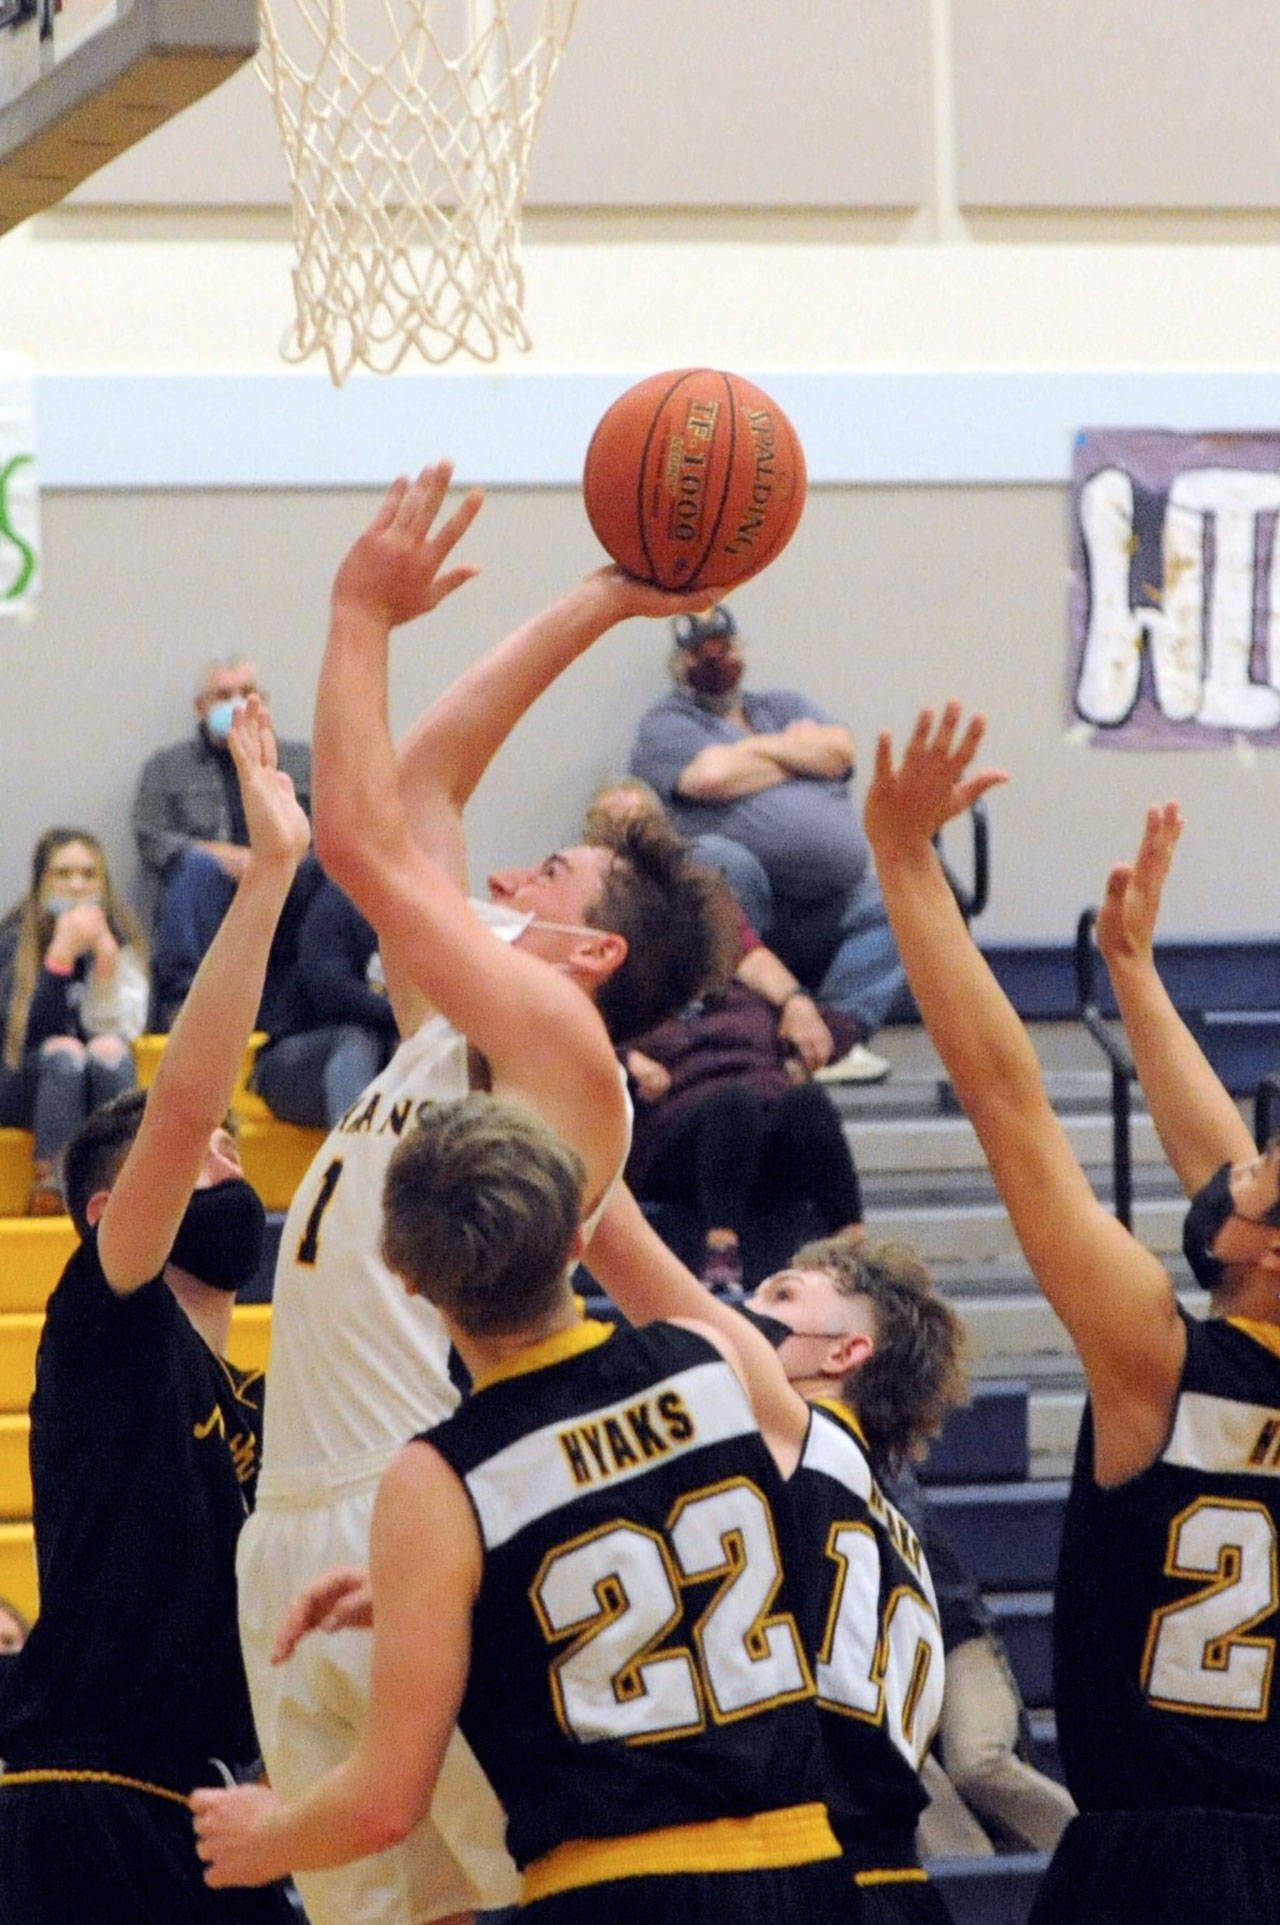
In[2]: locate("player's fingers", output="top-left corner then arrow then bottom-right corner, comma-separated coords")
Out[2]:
933,699 -> 963,754
908,708 -> 936,755
404,461 -> 455,539
956,769 -> 1007,810
430,564 -> 481,605
431,487 -> 485,557
371,477 -> 410,534
951,710 -> 986,770
873,729 -> 895,783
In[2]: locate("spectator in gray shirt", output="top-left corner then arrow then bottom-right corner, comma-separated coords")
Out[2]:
629,605 -> 904,1082
132,656 -> 312,1028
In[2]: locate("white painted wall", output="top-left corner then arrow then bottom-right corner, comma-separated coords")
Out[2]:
2,0 -> 1279,946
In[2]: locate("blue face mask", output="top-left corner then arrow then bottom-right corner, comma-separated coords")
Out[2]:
204,698 -> 244,742
42,891 -> 100,918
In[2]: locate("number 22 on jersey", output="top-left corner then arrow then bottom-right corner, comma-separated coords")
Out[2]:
531,1478 -> 813,1744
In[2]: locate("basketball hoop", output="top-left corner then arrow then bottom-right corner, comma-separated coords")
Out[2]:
256,0 -> 579,384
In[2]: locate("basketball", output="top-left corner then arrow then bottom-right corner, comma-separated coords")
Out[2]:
582,368 -> 807,593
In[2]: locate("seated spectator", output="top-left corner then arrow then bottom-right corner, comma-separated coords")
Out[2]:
586,775 -> 851,1078
622,977 -> 866,1293
250,874 -> 398,1130
132,655 -> 312,1027
0,830 -> 148,1214
628,604 -> 906,1082
887,1469 -> 1077,1859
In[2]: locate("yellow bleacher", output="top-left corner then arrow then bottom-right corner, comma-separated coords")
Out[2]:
0,1032 -> 317,1622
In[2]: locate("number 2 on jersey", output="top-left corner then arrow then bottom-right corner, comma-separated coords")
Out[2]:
1142,1497 -> 1277,1718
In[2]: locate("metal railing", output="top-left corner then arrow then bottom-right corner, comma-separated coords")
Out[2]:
1073,909 -> 1135,1228
1075,923 -> 1280,1220
938,797 -> 990,926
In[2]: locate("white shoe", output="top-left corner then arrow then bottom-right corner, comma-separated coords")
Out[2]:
815,1042 -> 891,1085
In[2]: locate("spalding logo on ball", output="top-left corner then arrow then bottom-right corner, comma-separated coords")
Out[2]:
583,368 -> 807,594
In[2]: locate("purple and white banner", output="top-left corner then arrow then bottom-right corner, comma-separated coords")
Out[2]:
1070,428 -> 1280,749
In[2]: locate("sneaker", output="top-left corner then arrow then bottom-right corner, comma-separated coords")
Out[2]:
815,1042 -> 891,1085
700,1240 -> 744,1296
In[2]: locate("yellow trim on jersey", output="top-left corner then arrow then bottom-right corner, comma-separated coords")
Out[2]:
810,1395 -> 870,1453
520,1801 -> 839,1902
856,1867 -> 929,1885
1227,1317 -> 1280,1364
472,1317 -> 614,1393
0,1767 -> 191,1807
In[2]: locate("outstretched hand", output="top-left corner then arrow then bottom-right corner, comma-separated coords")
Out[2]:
331,461 -> 484,629
272,1564 -> 372,1664
1094,801 -> 1183,969
228,695 -> 311,872
864,702 -> 1007,859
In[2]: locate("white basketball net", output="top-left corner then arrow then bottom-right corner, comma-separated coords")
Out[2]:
256,0 -> 579,383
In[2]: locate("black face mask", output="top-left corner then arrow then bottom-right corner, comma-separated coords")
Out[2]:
734,1304 -> 792,1349
1181,1161 -> 1280,1290
1182,1163 -> 1236,1289
169,1177 -> 266,1295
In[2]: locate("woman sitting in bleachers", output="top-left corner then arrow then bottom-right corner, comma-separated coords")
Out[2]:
0,829 -> 148,1214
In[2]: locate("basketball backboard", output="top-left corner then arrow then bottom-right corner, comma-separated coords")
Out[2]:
0,0 -> 257,235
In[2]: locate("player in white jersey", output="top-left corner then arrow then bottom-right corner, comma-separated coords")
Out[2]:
237,465 -> 731,1925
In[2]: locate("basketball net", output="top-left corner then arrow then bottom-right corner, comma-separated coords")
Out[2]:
256,0 -> 579,383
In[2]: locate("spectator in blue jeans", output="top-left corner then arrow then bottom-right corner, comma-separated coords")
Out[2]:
0,829 -> 148,1213
249,875 -> 398,1130
131,655 -> 312,1028
628,603 -> 905,1083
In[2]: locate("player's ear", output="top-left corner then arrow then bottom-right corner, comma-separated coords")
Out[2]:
568,929 -> 626,987
827,1330 -> 873,1378
84,1189 -> 110,1229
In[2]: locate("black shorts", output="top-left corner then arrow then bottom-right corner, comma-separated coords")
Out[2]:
0,1775 -> 297,1925
521,1857 -> 854,1925
1029,1808 -> 1280,1925
857,1871 -> 955,1925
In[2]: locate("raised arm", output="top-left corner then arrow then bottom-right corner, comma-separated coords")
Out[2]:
315,469 -> 659,1203
585,1183 -> 810,1473
1094,801 -> 1255,1193
864,705 -> 1186,1485
99,700 -> 309,1294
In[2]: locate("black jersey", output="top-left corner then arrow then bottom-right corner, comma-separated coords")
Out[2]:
1054,1311 -> 1280,1813
793,1401 -> 944,1871
0,1233 -> 264,1773
421,1318 -> 834,1881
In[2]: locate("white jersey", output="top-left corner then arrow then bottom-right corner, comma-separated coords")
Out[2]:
258,899 -> 630,1491
259,901 -> 529,1488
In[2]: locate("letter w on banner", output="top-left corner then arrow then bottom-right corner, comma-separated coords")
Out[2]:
1070,428 -> 1280,749
0,352 -> 40,619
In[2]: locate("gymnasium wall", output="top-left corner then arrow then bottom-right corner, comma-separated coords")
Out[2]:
2,0 -> 1279,939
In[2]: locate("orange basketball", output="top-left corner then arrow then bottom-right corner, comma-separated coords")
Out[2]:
582,368 -> 807,593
